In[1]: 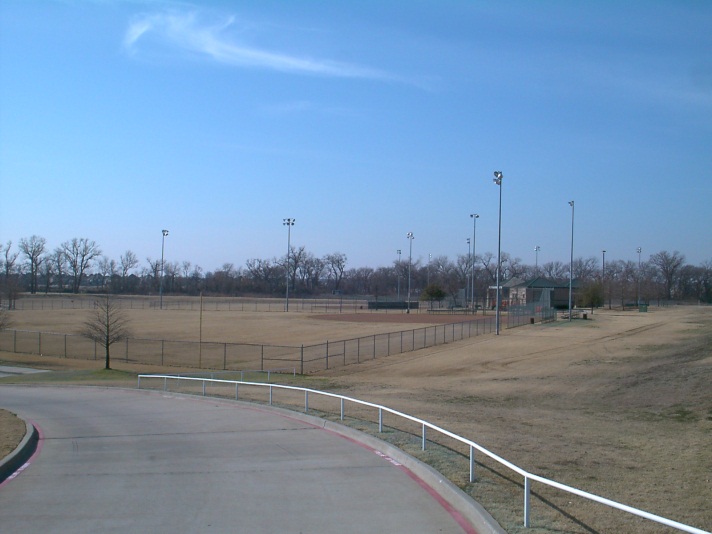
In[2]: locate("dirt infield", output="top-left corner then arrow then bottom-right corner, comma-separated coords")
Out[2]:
1,303 -> 710,533
314,312 -> 490,324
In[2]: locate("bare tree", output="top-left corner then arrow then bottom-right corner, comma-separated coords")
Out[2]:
97,256 -> 118,287
0,307 -> 12,330
323,252 -> 347,292
2,241 -> 21,307
41,255 -> 53,294
19,235 -> 46,294
62,238 -> 102,293
82,293 -> 131,370
51,247 -> 68,291
145,257 -> 161,291
650,250 -> 685,300
541,261 -> 567,280
572,256 -> 599,282
120,250 -> 139,278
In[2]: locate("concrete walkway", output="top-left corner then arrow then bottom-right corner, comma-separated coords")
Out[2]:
0,386 -> 502,533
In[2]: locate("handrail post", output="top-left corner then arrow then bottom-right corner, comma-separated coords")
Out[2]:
469,445 -> 475,482
340,398 -> 344,420
269,385 -> 273,405
202,380 -> 206,396
163,377 -> 167,391
524,476 -> 531,527
235,383 -> 239,400
304,390 -> 309,413
378,408 -> 383,433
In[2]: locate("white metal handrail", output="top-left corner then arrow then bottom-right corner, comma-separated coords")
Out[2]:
136,374 -> 709,534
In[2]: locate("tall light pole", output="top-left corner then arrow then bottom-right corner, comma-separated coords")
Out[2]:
534,245 -> 541,274
470,213 -> 479,313
283,218 -> 295,311
397,249 -> 402,300
427,253 -> 432,286
406,232 -> 414,314
159,229 -> 169,310
493,171 -> 503,335
568,201 -> 575,322
602,249 -> 607,309
637,247 -> 642,306
602,250 -> 606,278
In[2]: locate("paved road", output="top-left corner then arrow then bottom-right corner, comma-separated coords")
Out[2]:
0,386 -> 476,533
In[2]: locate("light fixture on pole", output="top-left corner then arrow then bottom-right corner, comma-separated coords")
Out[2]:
534,245 -> 541,273
396,249 -> 402,301
637,247 -> 642,306
159,229 -> 169,310
406,232 -> 414,314
493,171 -> 503,335
568,201 -> 575,322
470,213 -> 479,313
283,218 -> 295,312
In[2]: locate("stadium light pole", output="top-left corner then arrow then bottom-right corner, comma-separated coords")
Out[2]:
283,218 -> 295,312
493,171 -> 503,335
159,229 -> 169,310
396,249 -> 402,300
637,247 -> 642,307
602,250 -> 607,309
406,232 -> 414,314
568,201 -> 575,322
534,245 -> 541,273
602,250 -> 606,278
427,253 -> 432,286
470,213 -> 479,313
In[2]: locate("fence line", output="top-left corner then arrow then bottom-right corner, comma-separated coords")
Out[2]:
0,306 -> 555,372
136,375 -> 708,534
11,296 -> 404,314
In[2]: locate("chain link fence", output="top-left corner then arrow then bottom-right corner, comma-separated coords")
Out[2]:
1,303 -> 556,373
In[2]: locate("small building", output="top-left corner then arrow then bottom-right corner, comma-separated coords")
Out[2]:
489,277 -> 581,310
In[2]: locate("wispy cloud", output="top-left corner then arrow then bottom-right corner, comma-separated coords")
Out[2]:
123,9 -> 397,82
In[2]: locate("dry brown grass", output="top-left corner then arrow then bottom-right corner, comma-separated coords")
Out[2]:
1,301 -> 710,533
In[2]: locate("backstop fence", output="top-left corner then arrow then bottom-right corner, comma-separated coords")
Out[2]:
0,305 -> 555,373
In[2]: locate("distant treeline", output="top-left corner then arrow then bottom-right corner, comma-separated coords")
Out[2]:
2,236 -> 711,305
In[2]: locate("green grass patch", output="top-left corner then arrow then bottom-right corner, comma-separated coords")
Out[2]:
0,368 -> 138,385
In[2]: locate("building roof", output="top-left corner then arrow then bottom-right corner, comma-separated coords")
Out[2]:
509,276 -> 582,289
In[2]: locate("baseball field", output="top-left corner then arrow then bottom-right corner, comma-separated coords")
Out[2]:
1,300 -> 710,533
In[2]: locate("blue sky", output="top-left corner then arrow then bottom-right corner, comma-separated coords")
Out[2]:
1,1 -> 711,273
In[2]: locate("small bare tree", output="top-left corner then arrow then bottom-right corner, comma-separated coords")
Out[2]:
82,294 -> 131,370
0,307 -> 13,331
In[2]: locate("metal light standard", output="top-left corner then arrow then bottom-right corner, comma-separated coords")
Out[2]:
406,232 -> 414,314
568,201 -> 575,322
637,247 -> 642,306
427,253 -> 432,286
534,245 -> 541,273
493,171 -> 503,335
283,218 -> 295,312
397,249 -> 401,300
602,250 -> 606,278
159,229 -> 169,310
602,250 -> 607,309
470,213 -> 479,313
